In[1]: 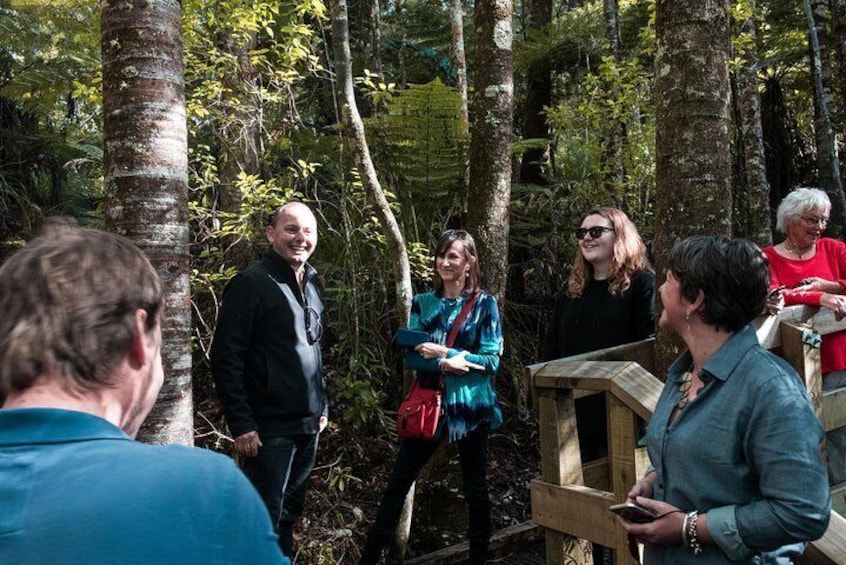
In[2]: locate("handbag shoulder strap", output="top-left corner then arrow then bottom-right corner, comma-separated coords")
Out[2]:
445,292 -> 479,348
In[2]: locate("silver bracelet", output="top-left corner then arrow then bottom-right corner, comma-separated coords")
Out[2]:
681,512 -> 689,548
685,510 -> 703,555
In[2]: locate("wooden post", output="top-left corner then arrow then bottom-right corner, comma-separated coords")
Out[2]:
607,394 -> 640,564
536,387 -> 592,564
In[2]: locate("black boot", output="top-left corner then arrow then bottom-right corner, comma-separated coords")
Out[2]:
359,537 -> 383,565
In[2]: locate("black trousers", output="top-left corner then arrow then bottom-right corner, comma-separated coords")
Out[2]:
365,424 -> 492,559
243,433 -> 319,556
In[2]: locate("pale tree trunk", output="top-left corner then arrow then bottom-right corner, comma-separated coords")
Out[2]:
805,0 -> 846,230
465,0 -> 513,304
450,0 -> 471,214
329,0 -> 415,559
602,0 -> 625,200
654,0 -> 732,375
733,0 -> 772,246
371,0 -> 382,78
101,0 -> 192,445
519,0 -> 552,186
395,0 -> 408,87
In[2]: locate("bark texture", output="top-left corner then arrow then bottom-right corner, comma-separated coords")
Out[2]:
805,0 -> 845,230
653,0 -> 732,374
451,0 -> 471,213
519,0 -> 552,185
601,0 -> 625,197
101,0 -> 192,445
734,2 -> 772,246
466,0 -> 513,303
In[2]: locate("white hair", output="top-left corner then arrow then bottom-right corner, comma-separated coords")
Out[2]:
775,187 -> 831,233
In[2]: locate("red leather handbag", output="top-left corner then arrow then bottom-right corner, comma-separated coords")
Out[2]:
396,293 -> 478,440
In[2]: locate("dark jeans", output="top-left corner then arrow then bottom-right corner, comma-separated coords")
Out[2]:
366,425 -> 492,560
243,433 -> 319,556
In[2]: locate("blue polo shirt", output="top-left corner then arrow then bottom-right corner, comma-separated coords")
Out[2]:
0,408 -> 289,565
645,324 -> 831,563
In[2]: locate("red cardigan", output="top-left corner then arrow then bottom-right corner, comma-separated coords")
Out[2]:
763,237 -> 846,375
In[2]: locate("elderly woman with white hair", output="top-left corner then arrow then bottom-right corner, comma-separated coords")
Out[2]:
763,186 -> 846,485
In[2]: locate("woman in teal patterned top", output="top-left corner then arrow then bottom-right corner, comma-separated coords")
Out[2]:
359,230 -> 503,565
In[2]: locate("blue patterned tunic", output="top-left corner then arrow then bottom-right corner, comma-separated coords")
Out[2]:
404,290 -> 503,441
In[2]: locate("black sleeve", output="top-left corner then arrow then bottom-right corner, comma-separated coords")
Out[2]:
630,270 -> 656,341
210,273 -> 259,437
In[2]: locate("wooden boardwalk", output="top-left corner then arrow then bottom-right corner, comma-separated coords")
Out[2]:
404,522 -> 545,564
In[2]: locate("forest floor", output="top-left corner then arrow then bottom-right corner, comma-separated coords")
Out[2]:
194,373 -> 542,564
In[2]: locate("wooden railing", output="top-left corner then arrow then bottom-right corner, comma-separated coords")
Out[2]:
527,305 -> 846,564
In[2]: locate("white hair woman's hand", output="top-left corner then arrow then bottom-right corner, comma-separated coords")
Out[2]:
820,293 -> 846,321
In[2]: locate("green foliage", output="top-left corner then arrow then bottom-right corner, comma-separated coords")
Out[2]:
545,55 -> 655,219
366,78 -> 468,241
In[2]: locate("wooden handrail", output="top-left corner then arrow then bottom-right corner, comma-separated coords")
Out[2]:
529,307 -> 846,564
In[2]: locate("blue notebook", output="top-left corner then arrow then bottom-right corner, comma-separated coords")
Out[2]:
395,329 -> 428,349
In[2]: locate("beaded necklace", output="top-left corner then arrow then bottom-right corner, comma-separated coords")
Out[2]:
677,369 -> 695,410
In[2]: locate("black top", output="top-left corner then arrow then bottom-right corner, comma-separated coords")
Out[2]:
211,250 -> 327,438
542,269 -> 655,460
542,269 -> 655,361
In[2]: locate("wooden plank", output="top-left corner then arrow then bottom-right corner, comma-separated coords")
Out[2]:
583,457 -> 609,490
608,363 -> 664,421
550,338 -> 656,374
795,511 -> 846,565
823,388 -> 846,433
533,360 -> 631,392
608,394 -> 639,563
780,322 -> 823,418
402,521 -> 544,565
536,393 -> 584,487
755,305 -> 815,349
531,480 -> 618,548
755,304 -> 846,349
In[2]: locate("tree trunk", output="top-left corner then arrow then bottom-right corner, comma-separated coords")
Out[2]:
329,0 -> 415,559
601,0 -> 625,200
214,26 -> 263,270
733,0 -> 772,246
653,0 -> 732,374
370,0 -> 382,78
805,0 -> 846,231
101,0 -> 192,445
833,0 -> 846,197
518,0 -> 552,186
395,0 -> 408,88
466,0 -> 513,303
450,0 -> 471,214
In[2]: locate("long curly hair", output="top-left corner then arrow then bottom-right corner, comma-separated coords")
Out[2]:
567,207 -> 650,298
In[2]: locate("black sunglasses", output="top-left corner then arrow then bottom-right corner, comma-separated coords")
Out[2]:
305,306 -> 323,345
575,226 -> 615,240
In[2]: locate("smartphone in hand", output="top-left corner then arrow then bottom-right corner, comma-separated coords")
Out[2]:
609,502 -> 657,524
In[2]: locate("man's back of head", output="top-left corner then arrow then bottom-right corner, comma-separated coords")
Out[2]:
0,217 -> 162,400
0,219 -> 288,564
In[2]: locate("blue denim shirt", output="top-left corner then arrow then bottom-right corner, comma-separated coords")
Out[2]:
645,324 -> 830,564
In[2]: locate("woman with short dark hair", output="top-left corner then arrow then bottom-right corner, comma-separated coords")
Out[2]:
618,236 -> 830,563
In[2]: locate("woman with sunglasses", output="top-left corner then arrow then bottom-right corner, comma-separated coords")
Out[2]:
618,236 -> 830,563
763,187 -> 846,485
543,207 -> 654,565
359,229 -> 503,565
543,207 -> 655,461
